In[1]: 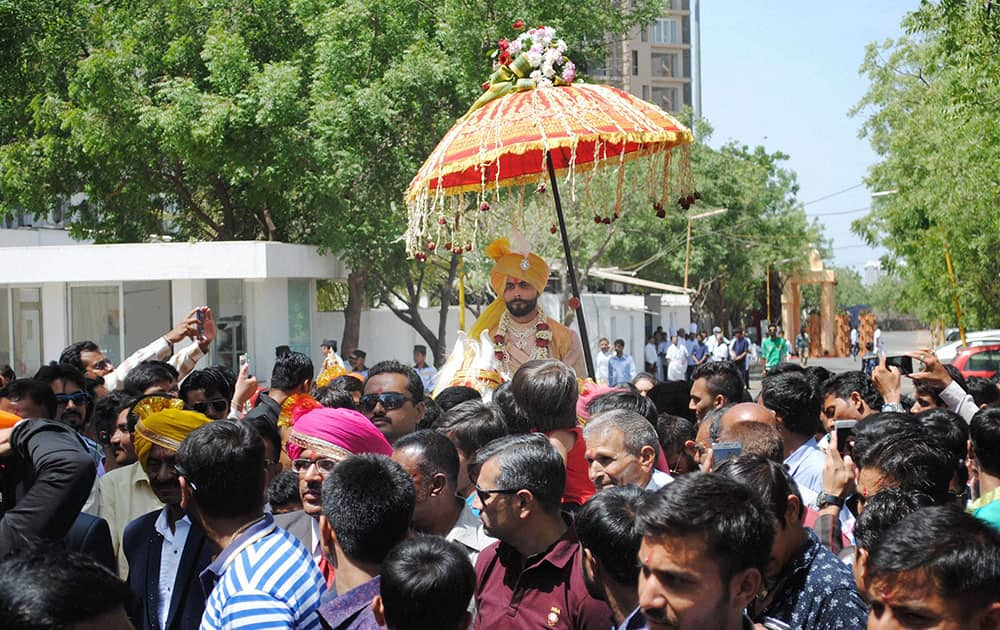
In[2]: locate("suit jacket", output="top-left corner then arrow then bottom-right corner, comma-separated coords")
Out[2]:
274,509 -> 313,552
122,509 -> 214,630
66,512 -> 115,573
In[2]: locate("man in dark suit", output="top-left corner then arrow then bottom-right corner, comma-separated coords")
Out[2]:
66,511 -> 115,573
122,408 -> 213,630
123,506 -> 213,630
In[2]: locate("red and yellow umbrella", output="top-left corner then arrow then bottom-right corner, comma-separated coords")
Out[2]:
404,28 -> 697,377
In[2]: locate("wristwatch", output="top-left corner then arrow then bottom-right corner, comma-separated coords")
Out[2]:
881,402 -> 904,413
815,492 -> 845,510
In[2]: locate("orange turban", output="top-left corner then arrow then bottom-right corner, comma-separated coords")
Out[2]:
470,237 -> 549,338
0,409 -> 20,429
133,408 -> 212,470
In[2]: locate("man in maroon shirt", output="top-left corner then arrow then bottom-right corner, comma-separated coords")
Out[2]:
471,433 -> 612,629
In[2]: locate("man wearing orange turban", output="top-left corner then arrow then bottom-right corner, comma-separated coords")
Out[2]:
470,237 -> 586,378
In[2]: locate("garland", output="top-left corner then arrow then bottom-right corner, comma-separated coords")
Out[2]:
493,305 -> 553,371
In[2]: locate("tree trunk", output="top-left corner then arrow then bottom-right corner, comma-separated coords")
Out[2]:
433,254 -> 460,367
342,265 -> 367,357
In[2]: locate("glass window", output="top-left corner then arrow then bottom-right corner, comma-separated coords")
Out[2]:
652,18 -> 680,44
0,289 -> 9,369
642,84 -> 649,100
288,279 -> 311,356
631,50 -> 639,76
71,286 -> 121,365
207,279 -> 245,373
123,281 -> 171,356
652,86 -> 679,112
13,287 -> 44,376
651,52 -> 679,77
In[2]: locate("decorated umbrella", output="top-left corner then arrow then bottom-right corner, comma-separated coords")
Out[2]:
405,24 -> 698,378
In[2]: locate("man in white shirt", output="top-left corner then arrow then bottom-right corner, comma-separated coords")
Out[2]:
665,335 -> 689,382
594,338 -> 614,385
709,328 -> 730,362
643,336 -> 659,374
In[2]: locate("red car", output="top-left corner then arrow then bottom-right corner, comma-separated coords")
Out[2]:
952,343 -> 1000,379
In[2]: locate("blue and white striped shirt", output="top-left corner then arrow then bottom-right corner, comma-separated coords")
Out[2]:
200,513 -> 326,629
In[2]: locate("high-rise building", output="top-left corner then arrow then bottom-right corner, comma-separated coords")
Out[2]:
592,0 -> 698,116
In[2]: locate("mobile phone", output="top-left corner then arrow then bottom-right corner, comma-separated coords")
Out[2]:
196,308 -> 206,337
884,355 -> 915,375
711,441 -> 742,466
239,354 -> 249,368
835,420 -> 857,456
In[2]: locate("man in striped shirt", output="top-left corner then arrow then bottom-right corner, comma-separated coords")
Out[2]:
176,420 -> 326,629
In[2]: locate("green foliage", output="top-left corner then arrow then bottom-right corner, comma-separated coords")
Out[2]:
852,2 -> 1000,327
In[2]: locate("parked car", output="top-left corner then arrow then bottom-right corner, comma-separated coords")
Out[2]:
952,343 -> 1000,380
935,329 -> 1000,362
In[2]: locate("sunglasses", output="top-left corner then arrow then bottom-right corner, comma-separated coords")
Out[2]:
358,392 -> 412,413
291,457 -> 339,476
473,482 -> 519,504
56,392 -> 90,406
189,398 -> 229,416
91,359 -> 113,371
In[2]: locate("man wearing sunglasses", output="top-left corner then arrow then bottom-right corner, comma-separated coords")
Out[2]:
180,369 -> 233,421
35,363 -> 103,473
360,361 -> 425,446
60,307 -> 217,393
471,434 -> 611,628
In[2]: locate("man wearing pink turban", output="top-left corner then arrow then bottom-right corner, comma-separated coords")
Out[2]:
275,407 -> 392,586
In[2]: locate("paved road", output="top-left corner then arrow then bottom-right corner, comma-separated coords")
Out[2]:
748,329 -> 931,397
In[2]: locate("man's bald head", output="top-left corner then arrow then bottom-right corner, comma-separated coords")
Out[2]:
720,403 -> 776,433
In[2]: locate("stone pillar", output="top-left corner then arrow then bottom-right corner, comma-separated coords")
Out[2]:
780,278 -> 800,338
821,281 -> 836,356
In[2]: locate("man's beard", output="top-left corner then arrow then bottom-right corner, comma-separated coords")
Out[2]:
505,295 -> 538,318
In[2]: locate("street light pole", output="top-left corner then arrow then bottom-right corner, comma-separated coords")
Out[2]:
683,207 -> 728,290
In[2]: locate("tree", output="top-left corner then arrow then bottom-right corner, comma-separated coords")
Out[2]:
852,1 -> 1000,327
0,0 -> 666,366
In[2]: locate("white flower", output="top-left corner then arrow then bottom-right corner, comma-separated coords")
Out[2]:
508,39 -> 522,55
544,47 -> 561,66
536,76 -> 553,89
540,61 -> 555,78
526,51 -> 543,67
530,69 -> 542,80
555,39 -> 567,53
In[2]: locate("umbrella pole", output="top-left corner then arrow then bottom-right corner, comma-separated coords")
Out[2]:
546,152 -> 595,379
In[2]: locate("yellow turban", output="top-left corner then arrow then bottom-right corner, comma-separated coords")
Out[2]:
134,408 -> 212,469
470,237 -> 549,338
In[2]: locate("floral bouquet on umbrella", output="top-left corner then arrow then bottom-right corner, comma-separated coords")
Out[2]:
468,21 -> 577,115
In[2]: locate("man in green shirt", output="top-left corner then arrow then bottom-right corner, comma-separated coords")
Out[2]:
760,325 -> 788,376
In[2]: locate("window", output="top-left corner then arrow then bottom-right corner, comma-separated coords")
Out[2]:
288,279 -> 311,356
207,279 -> 246,373
71,286 -> 121,366
651,52 -> 680,77
652,86 -> 679,112
0,289 -> 9,369
631,50 -> 639,76
968,350 -> 1000,372
651,18 -> 680,44
13,288 -> 44,376
642,85 -> 649,100
123,281 -> 171,357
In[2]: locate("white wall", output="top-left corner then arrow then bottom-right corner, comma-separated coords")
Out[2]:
247,278 -> 289,384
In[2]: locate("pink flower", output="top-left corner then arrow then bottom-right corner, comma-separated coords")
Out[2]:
561,61 -> 576,83
498,38 -> 509,51
513,20 -> 525,30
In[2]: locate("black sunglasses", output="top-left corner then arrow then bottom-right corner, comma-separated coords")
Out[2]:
359,392 -> 413,413
190,398 -> 229,415
56,392 -> 90,406
473,483 -> 519,504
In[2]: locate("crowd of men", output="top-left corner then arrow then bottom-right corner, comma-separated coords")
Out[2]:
0,294 -> 999,629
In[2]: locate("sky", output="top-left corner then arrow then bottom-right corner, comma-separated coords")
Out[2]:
697,1 -> 918,273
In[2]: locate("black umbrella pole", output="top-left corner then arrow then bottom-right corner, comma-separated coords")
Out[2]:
546,152 -> 595,379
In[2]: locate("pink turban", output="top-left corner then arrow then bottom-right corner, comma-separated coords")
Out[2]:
286,407 -> 393,461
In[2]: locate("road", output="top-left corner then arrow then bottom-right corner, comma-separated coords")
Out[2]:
748,329 -> 932,397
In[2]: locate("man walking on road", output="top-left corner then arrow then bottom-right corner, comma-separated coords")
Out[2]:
761,325 -> 788,377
